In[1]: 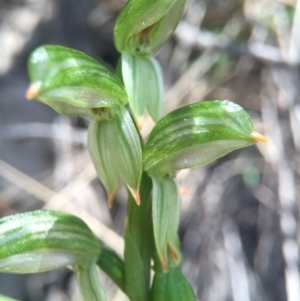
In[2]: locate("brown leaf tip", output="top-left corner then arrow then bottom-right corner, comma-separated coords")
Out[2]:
179,186 -> 191,195
107,190 -> 117,208
169,246 -> 180,261
26,82 -> 41,100
128,187 -> 141,206
251,131 -> 268,143
160,258 -> 167,273
136,117 -> 144,131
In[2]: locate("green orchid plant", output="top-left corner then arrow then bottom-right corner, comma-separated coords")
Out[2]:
0,1 -> 267,300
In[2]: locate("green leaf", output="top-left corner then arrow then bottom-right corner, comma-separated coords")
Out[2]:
97,247 -> 126,292
88,107 -> 142,207
77,263 -> 107,301
143,100 -> 267,178
114,0 -> 186,55
150,268 -> 196,301
152,177 -> 181,271
0,210 -> 101,273
27,45 -> 127,119
0,295 -> 20,301
122,53 -> 164,124
148,0 -> 187,54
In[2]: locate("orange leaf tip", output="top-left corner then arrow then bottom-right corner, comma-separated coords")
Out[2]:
128,187 -> 140,205
160,257 -> 167,273
26,82 -> 41,100
251,131 -> 268,143
136,117 -> 144,131
179,186 -> 191,195
107,190 -> 117,208
168,243 -> 180,261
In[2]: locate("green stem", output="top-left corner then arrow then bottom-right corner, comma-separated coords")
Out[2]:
124,172 -> 153,301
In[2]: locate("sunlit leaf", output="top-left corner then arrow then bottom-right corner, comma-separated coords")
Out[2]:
143,100 -> 267,178
77,263 -> 107,301
0,210 -> 101,273
122,53 -> 164,124
152,176 -> 181,271
114,0 -> 186,55
97,248 -> 125,292
88,107 -> 142,207
27,45 -> 127,119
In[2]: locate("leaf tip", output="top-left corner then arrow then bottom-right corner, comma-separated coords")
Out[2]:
179,186 -> 191,195
136,117 -> 144,131
107,190 -> 117,208
160,258 -> 168,273
25,82 -> 41,100
251,131 -> 268,143
128,187 -> 141,206
168,243 -> 180,262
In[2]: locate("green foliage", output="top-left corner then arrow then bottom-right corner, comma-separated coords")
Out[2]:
124,174 -> 152,301
0,210 -> 101,273
152,176 -> 181,271
121,53 -> 164,123
77,264 -> 107,301
0,1 -> 267,300
97,248 -> 126,292
27,45 -> 127,119
114,0 -> 186,55
143,100 -> 260,178
88,107 -> 142,207
150,268 -> 196,301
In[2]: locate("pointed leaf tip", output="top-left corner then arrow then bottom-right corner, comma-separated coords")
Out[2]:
108,191 -> 117,208
136,117 -> 144,131
128,187 -> 141,206
168,243 -> 180,261
179,186 -> 191,195
251,131 -> 268,143
25,83 -> 41,100
161,259 -> 167,273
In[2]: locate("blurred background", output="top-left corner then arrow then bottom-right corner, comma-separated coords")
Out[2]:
0,0 -> 300,300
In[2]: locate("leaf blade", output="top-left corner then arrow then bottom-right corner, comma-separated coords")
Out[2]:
114,0 -> 186,55
0,210 -> 101,273
144,100 -> 261,177
152,176 -> 181,271
122,53 -> 164,123
77,263 -> 107,301
150,269 -> 196,301
88,107 -> 142,206
27,45 -> 127,118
